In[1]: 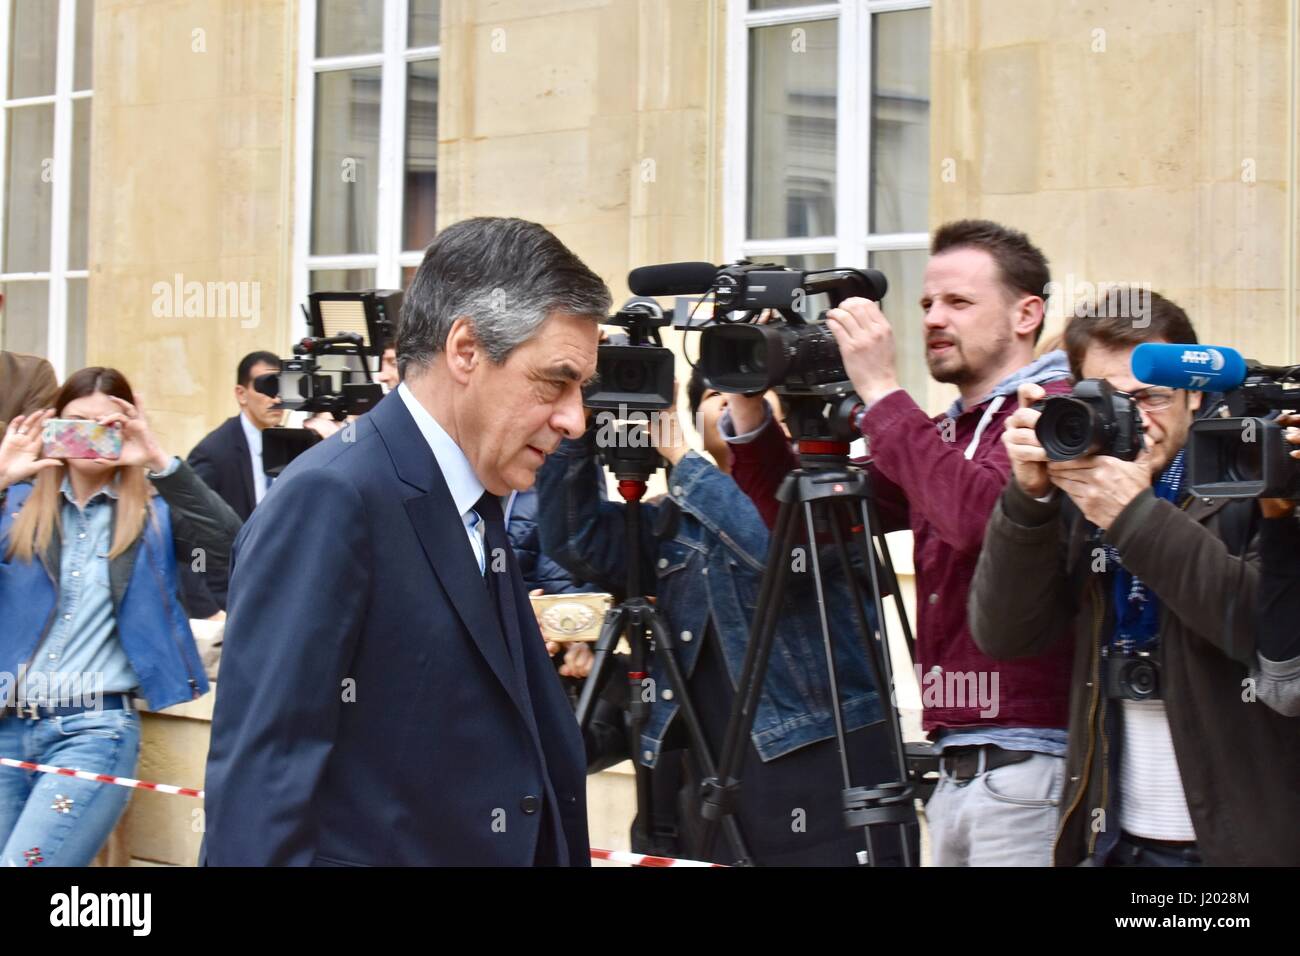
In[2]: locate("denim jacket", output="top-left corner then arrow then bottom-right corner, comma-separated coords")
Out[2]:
535,435 -> 883,766
0,462 -> 235,710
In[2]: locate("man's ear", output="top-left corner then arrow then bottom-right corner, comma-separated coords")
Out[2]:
234,384 -> 246,406
1186,389 -> 1203,414
1015,295 -> 1045,340
443,316 -> 480,385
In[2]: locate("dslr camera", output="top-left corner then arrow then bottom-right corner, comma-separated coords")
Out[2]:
1033,379 -> 1145,462
1102,646 -> 1162,701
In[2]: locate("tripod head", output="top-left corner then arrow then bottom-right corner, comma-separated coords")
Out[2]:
782,393 -> 867,470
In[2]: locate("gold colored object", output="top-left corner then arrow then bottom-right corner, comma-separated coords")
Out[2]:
529,592 -> 612,643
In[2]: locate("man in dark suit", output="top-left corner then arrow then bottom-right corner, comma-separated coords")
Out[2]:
202,217 -> 609,865
180,351 -> 282,615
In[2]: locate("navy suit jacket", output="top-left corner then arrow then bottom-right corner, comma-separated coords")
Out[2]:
180,415 -> 256,615
201,391 -> 591,866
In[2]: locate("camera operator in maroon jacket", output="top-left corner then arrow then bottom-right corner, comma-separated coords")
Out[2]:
722,221 -> 1074,866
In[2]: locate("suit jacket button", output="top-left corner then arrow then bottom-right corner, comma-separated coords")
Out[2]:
520,795 -> 540,814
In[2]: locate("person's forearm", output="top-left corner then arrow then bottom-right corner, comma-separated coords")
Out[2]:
727,415 -> 798,530
968,482 -> 1073,659
1258,516 -> 1300,662
1106,493 -> 1260,664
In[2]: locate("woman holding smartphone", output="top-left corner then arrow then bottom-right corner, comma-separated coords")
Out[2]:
0,367 -> 240,866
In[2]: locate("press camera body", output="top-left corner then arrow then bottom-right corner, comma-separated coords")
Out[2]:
1033,378 -> 1146,462
1102,646 -> 1162,701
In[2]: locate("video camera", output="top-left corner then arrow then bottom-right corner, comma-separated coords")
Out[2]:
256,289 -> 401,475
1033,379 -> 1145,462
1131,343 -> 1300,499
627,260 -> 887,399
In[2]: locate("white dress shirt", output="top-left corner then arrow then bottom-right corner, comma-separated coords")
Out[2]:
239,411 -> 270,505
397,382 -> 491,572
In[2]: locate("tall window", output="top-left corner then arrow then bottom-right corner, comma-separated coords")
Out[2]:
725,0 -> 930,395
0,0 -> 93,379
294,0 -> 440,323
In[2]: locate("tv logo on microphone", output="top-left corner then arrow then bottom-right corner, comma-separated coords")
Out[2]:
1179,348 -> 1226,370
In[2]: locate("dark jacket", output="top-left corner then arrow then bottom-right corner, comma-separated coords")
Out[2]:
970,479 -> 1300,866
0,350 -> 58,430
202,390 -> 590,866
536,434 -> 882,766
506,487 -> 594,594
728,353 -> 1075,733
0,461 -> 237,709
182,415 -> 256,613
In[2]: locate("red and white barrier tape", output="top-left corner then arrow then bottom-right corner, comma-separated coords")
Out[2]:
1,755 -> 723,867
590,847 -> 723,867
0,756 -> 204,798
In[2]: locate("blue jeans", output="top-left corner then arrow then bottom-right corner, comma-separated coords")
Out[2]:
0,708 -> 141,866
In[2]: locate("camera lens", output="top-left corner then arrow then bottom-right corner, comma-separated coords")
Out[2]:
740,340 -> 767,375
1227,438 -> 1263,483
1036,398 -> 1099,461
1125,660 -> 1158,699
612,361 -> 647,392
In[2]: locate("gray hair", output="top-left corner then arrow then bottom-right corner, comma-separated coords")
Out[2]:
397,217 -> 612,377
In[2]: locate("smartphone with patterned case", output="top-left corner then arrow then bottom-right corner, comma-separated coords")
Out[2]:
41,419 -> 123,460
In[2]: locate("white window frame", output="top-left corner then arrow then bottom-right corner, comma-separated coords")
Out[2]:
0,0 -> 91,380
293,0 -> 438,335
723,0 -> 930,267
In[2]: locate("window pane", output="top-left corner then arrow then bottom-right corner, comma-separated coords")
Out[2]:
747,19 -> 837,241
9,0 -> 58,99
5,104 -> 55,273
74,0 -> 94,91
752,252 -> 836,271
749,1 -> 829,10
402,266 -> 418,288
0,280 -> 48,356
316,0 -> 383,58
309,269 -> 376,293
69,98 -> 91,271
311,67 -> 381,256
869,248 -> 928,397
66,276 -> 87,370
403,59 -> 438,253
870,8 -> 930,235
408,0 -> 441,49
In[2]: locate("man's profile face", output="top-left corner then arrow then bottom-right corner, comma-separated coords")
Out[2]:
236,361 -> 282,430
920,247 -> 1031,387
1080,341 -> 1200,476
378,347 -> 399,391
460,312 -> 597,495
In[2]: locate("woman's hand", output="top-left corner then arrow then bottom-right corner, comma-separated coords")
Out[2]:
96,395 -> 170,473
0,410 -> 61,489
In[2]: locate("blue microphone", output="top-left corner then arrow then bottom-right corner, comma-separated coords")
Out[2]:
1130,343 -> 1253,391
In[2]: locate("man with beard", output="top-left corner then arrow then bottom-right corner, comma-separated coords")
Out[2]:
722,220 -> 1075,866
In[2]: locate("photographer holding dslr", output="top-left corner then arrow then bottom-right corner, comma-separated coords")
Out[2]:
1256,413 -> 1300,716
723,220 -> 1075,866
970,290 -> 1300,866
536,367 -> 910,866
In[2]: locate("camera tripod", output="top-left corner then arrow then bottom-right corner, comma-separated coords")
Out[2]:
574,420 -> 752,862
697,395 -> 920,867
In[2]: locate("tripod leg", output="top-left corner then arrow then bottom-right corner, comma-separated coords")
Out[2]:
648,613 -> 752,864
575,606 -> 626,732
844,496 -> 915,867
817,499 -> 877,865
698,485 -> 799,859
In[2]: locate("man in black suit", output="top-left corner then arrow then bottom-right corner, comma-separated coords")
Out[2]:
202,217 -> 609,865
180,351 -> 282,615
